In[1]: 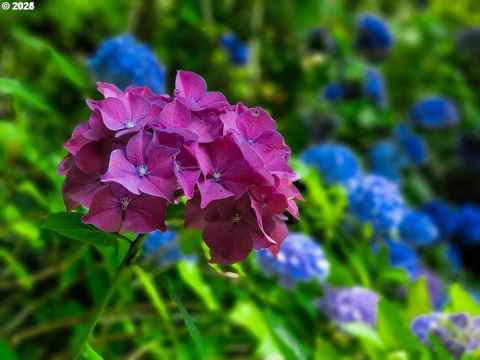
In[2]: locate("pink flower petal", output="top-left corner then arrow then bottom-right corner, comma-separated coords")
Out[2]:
124,194 -> 167,233
101,149 -> 141,194
82,185 -> 123,233
125,131 -> 153,166
99,97 -> 128,131
175,70 -> 207,102
198,178 -> 234,208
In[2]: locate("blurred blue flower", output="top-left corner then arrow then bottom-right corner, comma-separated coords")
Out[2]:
256,233 -> 329,289
302,143 -> 360,184
355,15 -> 393,58
399,210 -> 439,246
323,83 -> 343,102
394,124 -> 427,165
446,245 -> 462,271
411,313 -> 480,357
363,68 -> 387,106
410,97 -> 459,128
89,34 -> 165,93
385,239 -> 421,278
221,33 -> 250,65
316,287 -> 380,326
142,230 -> 182,266
456,205 -> 480,244
369,140 -> 407,182
422,200 -> 459,239
347,175 -> 405,233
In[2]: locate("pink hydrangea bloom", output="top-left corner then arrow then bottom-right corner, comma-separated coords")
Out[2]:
60,70 -> 301,264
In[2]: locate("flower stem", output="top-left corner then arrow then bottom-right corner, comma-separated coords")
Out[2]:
72,233 -> 148,360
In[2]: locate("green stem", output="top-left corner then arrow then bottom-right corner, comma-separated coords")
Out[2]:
72,233 -> 148,360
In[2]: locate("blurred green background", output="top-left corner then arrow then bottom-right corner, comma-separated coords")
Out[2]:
2,0 -> 480,359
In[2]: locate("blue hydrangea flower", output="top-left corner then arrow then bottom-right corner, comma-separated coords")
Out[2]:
446,245 -> 462,271
142,230 -> 182,266
256,233 -> 329,289
347,175 -> 405,233
410,97 -> 459,128
399,210 -> 439,246
422,200 -> 459,239
355,15 -> 394,58
385,239 -> 421,278
89,34 -> 165,93
411,313 -> 480,357
316,287 -> 380,326
369,140 -> 407,182
302,144 -> 360,185
456,205 -> 480,244
221,33 -> 250,65
394,124 -> 427,165
363,68 -> 387,106
323,83 -> 343,101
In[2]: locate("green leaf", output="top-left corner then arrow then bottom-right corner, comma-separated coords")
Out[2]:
177,261 -> 219,310
0,340 -> 17,360
41,212 -> 119,247
342,322 -> 385,349
445,283 -> 480,315
48,46 -> 87,88
134,267 -> 170,322
0,249 -> 33,289
377,298 -> 421,352
80,344 -> 104,360
164,278 -> 206,356
406,277 -> 432,320
0,78 -> 51,111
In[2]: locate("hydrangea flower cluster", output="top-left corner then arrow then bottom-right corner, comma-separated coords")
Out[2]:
369,140 -> 407,182
89,34 -> 165,93
456,205 -> 480,244
385,239 -> 421,278
316,286 -> 380,327
355,14 -> 394,60
394,124 -> 427,166
399,210 -> 439,246
411,313 -> 480,357
142,230 -> 183,266
323,68 -> 386,107
221,33 -> 250,65
347,175 -> 405,233
410,97 -> 459,128
59,70 -> 301,265
256,233 -> 329,289
301,144 -> 360,184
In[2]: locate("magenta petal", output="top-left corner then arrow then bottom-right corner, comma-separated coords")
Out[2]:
125,92 -> 151,122
176,167 -> 201,199
63,166 -> 103,208
82,186 -> 123,233
64,121 -> 90,155
101,149 -> 141,194
97,82 -> 123,98
75,140 -> 114,175
125,131 -> 152,166
175,70 -> 207,101
184,194 -> 208,230
124,194 -> 167,233
197,91 -> 228,109
254,130 -> 285,150
198,178 -> 234,208
58,154 -> 75,175
203,222 -> 253,264
159,100 -> 191,129
99,97 -> 128,130
237,107 -> 276,141
139,176 -> 177,202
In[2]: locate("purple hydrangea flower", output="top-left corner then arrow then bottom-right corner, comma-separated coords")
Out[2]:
355,15 -> 394,60
89,34 -> 165,93
316,287 -> 380,326
411,313 -> 480,357
399,210 -> 439,246
347,175 -> 405,233
411,97 -> 459,128
302,143 -> 360,185
256,233 -> 329,289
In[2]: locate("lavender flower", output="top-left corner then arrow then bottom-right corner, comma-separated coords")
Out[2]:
256,233 -> 329,289
316,287 -> 380,326
411,313 -> 480,357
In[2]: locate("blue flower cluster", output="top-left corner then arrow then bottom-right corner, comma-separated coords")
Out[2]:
256,233 -> 329,289
302,144 -> 360,184
399,210 -> 439,246
411,313 -> 480,357
221,33 -> 250,65
89,34 -> 165,93
456,205 -> 480,245
394,124 -> 427,166
142,230 -> 183,266
410,97 -> 459,128
347,175 -> 405,233
355,14 -> 394,58
422,200 -> 459,239
316,286 -> 379,326
385,239 -> 421,277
